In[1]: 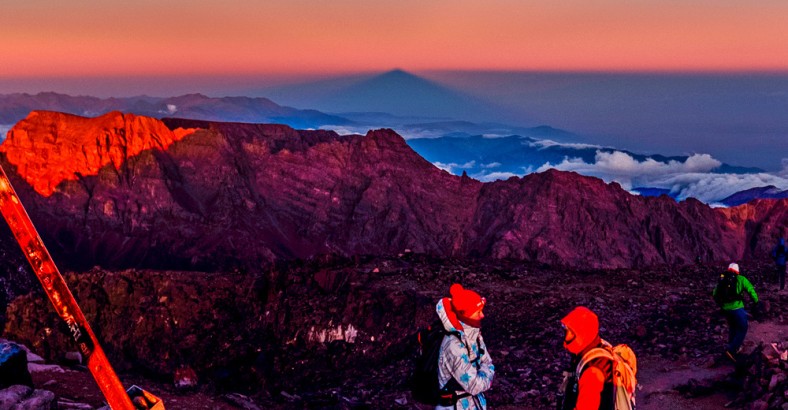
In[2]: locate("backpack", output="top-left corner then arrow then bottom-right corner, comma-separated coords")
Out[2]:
775,244 -> 787,262
411,319 -> 463,405
576,341 -> 638,410
714,270 -> 741,306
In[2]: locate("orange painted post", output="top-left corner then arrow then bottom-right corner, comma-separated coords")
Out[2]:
0,165 -> 136,410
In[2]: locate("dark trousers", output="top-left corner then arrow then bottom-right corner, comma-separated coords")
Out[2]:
724,308 -> 748,353
777,264 -> 786,290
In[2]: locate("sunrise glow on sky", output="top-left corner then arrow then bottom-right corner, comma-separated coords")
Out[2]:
3,0 -> 788,78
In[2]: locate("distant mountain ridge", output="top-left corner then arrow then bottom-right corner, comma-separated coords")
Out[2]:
0,91 -> 351,130
720,185 -> 788,207
0,111 -> 784,272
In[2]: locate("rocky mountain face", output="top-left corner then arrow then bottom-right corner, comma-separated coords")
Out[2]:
0,111 -> 785,275
4,111 -> 196,196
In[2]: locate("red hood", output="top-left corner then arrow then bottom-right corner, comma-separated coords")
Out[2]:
561,306 -> 599,355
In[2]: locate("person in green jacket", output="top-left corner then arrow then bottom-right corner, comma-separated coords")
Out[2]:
712,263 -> 758,363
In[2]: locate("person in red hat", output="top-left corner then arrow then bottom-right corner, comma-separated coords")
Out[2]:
435,283 -> 495,410
557,306 -> 614,410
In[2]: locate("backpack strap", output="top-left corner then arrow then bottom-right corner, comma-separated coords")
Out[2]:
576,347 -> 615,376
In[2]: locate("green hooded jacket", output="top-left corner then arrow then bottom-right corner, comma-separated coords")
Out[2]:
713,274 -> 758,311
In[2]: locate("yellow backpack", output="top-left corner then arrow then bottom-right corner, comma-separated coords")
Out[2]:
576,340 -> 638,410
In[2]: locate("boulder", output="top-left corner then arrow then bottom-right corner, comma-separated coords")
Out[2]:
0,342 -> 32,388
0,386 -> 56,410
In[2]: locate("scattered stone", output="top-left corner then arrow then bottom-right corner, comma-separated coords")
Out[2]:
0,386 -> 56,410
64,351 -> 83,366
57,399 -> 94,410
19,389 -> 57,410
174,366 -> 198,390
222,393 -> 262,410
0,385 -> 33,409
27,363 -> 66,374
280,391 -> 301,402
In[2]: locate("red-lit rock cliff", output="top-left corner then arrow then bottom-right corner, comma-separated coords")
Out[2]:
0,111 -> 195,196
0,112 -> 785,270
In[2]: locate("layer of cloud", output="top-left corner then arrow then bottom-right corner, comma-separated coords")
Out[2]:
318,125 -> 369,136
319,125 -> 452,140
475,171 -> 519,182
433,160 -> 476,174
536,151 -> 788,203
526,139 -> 603,150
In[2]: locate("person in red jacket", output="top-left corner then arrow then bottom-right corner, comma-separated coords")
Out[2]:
557,306 -> 614,410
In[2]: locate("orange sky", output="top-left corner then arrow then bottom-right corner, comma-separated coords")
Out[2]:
3,0 -> 788,77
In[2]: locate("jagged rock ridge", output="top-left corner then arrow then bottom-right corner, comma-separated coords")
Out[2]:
0,112 -> 785,271
2,111 -> 196,196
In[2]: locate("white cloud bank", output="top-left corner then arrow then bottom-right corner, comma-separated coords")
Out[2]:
157,104 -> 178,115
526,139 -> 604,150
434,160 -> 476,174
536,151 -> 788,204
476,171 -> 520,182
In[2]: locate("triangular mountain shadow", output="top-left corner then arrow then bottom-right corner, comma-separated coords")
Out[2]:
262,69 -> 525,123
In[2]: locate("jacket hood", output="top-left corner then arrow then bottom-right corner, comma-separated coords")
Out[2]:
437,298 -> 464,333
561,306 -> 599,355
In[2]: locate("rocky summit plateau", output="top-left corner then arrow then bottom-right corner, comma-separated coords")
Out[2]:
0,111 -> 786,409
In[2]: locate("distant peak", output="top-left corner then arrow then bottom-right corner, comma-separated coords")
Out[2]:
374,69 -> 423,81
169,93 -> 210,100
385,68 -> 410,75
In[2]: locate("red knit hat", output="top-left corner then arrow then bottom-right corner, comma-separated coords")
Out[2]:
450,284 -> 486,326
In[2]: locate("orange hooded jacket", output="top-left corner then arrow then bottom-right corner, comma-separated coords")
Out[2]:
561,307 -> 611,410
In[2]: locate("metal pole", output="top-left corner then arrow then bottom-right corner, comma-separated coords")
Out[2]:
0,165 -> 136,410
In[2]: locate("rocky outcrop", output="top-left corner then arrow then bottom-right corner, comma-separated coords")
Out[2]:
1,111 -> 195,196
469,171 -> 759,267
0,385 -> 56,410
3,262 -> 420,395
0,112 -> 785,272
